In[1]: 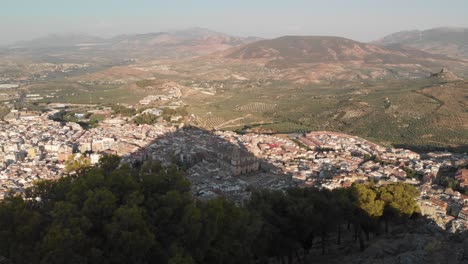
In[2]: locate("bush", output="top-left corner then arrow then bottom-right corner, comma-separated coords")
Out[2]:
134,113 -> 159,125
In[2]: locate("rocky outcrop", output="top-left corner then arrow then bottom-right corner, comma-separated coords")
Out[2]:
430,68 -> 463,81
342,219 -> 467,264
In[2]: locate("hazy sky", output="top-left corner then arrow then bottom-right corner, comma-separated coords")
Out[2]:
1,0 -> 468,45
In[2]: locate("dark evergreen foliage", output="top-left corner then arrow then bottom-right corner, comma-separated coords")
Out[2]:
0,156 -> 420,263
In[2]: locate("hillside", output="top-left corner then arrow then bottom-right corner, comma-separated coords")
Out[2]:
215,36 -> 467,82
374,27 -> 468,59
182,75 -> 468,148
429,68 -> 464,82
225,36 -> 461,66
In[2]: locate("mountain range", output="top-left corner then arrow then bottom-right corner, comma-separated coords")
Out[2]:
374,27 -> 468,59
224,35 -> 461,66
213,35 -> 466,82
5,27 -> 468,82
10,28 -> 262,59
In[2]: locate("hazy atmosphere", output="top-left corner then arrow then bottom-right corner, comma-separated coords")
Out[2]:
0,1 -> 467,263
2,0 -> 468,44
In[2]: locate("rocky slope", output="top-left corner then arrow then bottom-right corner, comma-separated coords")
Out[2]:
334,219 -> 468,264
430,68 -> 464,82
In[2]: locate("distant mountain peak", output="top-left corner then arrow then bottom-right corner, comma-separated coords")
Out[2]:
215,35 -> 467,83
429,26 -> 468,32
9,28 -> 261,59
174,27 -> 224,36
12,33 -> 104,48
223,35 -> 454,65
374,27 -> 468,59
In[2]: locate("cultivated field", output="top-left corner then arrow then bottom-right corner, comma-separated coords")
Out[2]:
184,78 -> 468,149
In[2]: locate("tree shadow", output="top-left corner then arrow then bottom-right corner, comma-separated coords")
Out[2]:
118,126 -> 296,203
393,144 -> 468,154
109,126 -> 468,261
0,124 -> 467,263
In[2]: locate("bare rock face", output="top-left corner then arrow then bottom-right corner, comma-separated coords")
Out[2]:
430,68 -> 463,81
354,233 -> 432,264
341,219 -> 468,264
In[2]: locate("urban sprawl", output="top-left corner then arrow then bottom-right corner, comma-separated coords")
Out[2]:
0,110 -> 467,233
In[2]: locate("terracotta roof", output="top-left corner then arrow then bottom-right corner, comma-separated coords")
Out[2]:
455,169 -> 468,187
429,197 -> 448,209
